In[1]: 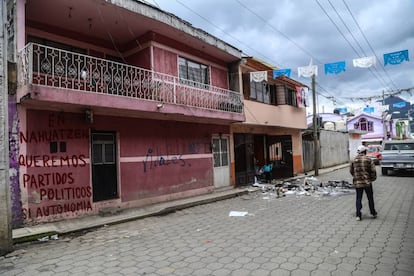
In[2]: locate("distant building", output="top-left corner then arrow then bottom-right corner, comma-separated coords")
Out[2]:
306,113 -> 347,131
347,113 -> 384,144
383,95 -> 413,139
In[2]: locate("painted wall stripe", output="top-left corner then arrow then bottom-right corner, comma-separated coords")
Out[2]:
120,154 -> 212,163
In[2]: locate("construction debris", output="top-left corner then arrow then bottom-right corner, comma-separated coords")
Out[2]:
253,176 -> 354,198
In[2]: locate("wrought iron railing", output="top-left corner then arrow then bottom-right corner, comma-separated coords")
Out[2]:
18,43 -> 244,114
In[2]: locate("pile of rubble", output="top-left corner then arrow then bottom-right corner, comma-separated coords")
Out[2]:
252,176 -> 355,198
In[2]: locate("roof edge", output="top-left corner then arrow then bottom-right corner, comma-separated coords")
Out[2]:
109,0 -> 242,58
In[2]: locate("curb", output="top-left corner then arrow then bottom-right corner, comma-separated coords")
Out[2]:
12,189 -> 250,244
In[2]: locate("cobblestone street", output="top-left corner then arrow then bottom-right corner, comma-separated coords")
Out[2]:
1,167 -> 414,276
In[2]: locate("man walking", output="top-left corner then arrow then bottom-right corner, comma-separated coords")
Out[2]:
350,145 -> 378,221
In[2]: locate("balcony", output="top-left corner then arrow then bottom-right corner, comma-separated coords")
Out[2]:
18,43 -> 244,122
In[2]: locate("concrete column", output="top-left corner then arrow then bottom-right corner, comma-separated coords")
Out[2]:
0,0 -> 13,255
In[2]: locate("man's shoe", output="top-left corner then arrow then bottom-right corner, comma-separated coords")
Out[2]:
371,214 -> 377,219
356,216 -> 361,221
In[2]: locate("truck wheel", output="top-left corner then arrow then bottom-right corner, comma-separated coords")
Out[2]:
381,168 -> 388,176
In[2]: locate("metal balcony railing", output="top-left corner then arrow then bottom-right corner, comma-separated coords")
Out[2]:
18,43 -> 244,114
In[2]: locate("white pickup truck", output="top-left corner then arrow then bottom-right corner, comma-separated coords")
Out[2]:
380,140 -> 414,175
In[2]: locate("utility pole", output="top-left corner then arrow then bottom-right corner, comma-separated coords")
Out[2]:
312,74 -> 319,176
0,0 -> 13,255
382,90 -> 388,141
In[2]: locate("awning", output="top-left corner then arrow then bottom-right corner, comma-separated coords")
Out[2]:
362,138 -> 383,142
348,129 -> 367,134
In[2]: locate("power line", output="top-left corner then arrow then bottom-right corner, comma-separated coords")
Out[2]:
328,0 -> 396,91
315,0 -> 390,90
327,0 -> 367,56
162,1 -> 405,108
235,0 -> 323,65
150,0 -> 160,8
96,5 -> 127,63
315,0 -> 362,57
338,86 -> 414,101
233,0 -> 342,104
168,0 -> 339,107
321,0 -> 398,92
173,0 -> 284,68
342,0 -> 399,91
173,0 -> 304,77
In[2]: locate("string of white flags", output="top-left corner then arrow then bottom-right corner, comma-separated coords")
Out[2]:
253,49 -> 410,79
248,49 -> 409,108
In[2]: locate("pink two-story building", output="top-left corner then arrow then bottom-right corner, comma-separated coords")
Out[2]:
12,0 -> 245,225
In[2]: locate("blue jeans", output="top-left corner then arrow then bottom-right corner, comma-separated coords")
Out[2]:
355,186 -> 377,218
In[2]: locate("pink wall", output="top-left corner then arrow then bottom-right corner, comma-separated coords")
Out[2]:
152,47 -> 178,76
152,45 -> 230,89
211,66 -> 228,89
244,100 -> 307,129
126,47 -> 151,69
20,110 -> 228,222
20,111 -> 91,221
96,116 -> 222,202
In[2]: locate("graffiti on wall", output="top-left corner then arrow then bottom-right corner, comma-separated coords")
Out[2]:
142,141 -> 211,173
8,95 -> 23,226
143,147 -> 187,173
20,112 -> 92,219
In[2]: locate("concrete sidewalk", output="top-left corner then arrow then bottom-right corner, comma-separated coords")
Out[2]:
12,163 -> 349,243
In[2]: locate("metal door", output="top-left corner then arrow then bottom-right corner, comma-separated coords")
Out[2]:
268,135 -> 293,178
91,132 -> 118,201
234,134 -> 255,186
212,136 -> 230,188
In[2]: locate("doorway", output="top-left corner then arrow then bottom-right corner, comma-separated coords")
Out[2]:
267,135 -> 293,178
212,136 -> 230,188
91,132 -> 118,201
234,134 -> 255,186
234,133 -> 294,186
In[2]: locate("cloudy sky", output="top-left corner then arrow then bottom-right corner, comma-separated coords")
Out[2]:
147,0 -> 414,114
